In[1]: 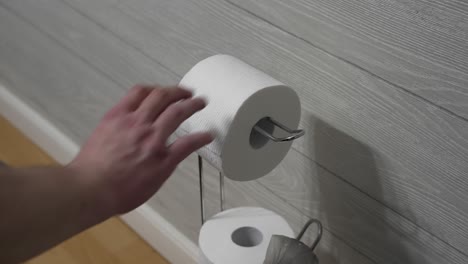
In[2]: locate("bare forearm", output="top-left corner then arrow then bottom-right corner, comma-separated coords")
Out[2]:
0,166 -> 109,263
0,85 -> 212,263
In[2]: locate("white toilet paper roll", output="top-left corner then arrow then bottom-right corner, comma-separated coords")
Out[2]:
199,207 -> 294,264
178,55 -> 301,181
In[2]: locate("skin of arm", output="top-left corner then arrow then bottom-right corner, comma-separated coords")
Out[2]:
0,85 -> 213,263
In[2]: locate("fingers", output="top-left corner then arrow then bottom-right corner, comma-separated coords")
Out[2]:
153,97 -> 206,141
136,87 -> 192,123
105,85 -> 152,119
154,98 -> 206,134
166,132 -> 213,166
142,97 -> 206,152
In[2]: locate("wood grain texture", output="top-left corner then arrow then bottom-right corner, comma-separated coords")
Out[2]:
1,0 -> 468,263
0,4 -> 374,263
152,143 -> 468,264
55,0 -> 468,255
0,116 -> 53,166
229,0 -> 468,119
2,1 -> 462,263
0,115 -> 168,264
147,155 -> 376,264
0,0 -> 178,89
0,7 -> 115,142
28,218 -> 169,264
0,0 -> 177,143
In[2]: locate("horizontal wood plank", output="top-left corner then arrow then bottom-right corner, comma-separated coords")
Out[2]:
0,3 -> 373,263
148,154 -> 376,264
58,0 -> 468,255
2,0 -> 468,262
161,147 -> 467,263
0,1 -> 177,141
1,0 -> 177,89
229,0 -> 468,119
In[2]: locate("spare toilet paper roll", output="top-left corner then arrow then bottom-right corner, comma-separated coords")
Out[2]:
178,55 -> 301,181
199,207 -> 294,264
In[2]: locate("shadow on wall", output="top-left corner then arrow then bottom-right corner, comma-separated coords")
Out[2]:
311,117 -> 412,264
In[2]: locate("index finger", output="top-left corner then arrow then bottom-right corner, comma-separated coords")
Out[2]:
136,86 -> 193,123
166,132 -> 214,166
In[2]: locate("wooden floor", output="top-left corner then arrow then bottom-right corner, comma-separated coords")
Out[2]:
0,115 -> 169,264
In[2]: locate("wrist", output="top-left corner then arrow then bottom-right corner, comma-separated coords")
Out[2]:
64,164 -> 115,225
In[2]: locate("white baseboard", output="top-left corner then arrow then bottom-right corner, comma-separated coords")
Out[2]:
0,85 -> 78,165
120,205 -> 199,264
0,84 -> 198,264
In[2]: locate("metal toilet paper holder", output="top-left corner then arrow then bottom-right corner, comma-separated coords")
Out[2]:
198,117 -> 305,224
253,117 -> 305,142
296,219 -> 323,252
264,218 -> 323,263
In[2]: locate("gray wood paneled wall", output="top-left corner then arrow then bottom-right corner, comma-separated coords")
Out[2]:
1,0 -> 467,263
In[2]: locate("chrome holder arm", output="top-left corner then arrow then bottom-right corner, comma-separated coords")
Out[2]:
199,118 -> 304,225
253,117 -> 305,142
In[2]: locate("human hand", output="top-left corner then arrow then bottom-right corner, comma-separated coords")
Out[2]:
69,85 -> 213,215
